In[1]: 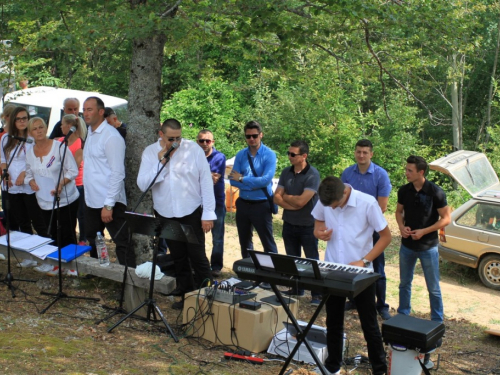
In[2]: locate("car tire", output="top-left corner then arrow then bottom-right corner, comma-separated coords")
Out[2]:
478,254 -> 500,291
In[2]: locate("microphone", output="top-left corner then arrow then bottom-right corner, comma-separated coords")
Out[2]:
160,142 -> 179,161
62,126 -> 77,143
8,134 -> 33,144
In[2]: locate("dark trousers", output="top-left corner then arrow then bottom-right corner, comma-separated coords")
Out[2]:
76,185 -> 86,242
372,231 -> 389,312
282,221 -> 320,297
325,283 -> 387,375
235,198 -> 277,258
2,191 -> 19,231
159,207 -> 212,293
8,192 -> 47,236
42,199 -> 79,249
85,202 -> 136,267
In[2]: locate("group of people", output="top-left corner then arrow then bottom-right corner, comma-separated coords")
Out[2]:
0,97 -> 450,373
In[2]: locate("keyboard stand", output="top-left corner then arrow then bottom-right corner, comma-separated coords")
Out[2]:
270,283 -> 331,375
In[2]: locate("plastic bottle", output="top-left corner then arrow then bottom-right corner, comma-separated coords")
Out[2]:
96,232 -> 110,267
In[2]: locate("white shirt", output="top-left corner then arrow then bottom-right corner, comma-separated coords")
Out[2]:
0,134 -> 35,194
311,186 -> 387,267
83,120 -> 126,208
137,139 -> 216,221
25,140 -> 79,210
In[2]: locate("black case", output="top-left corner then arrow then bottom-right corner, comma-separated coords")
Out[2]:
382,314 -> 445,352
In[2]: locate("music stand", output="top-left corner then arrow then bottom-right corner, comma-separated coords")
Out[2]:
107,214 -> 198,341
0,141 -> 37,297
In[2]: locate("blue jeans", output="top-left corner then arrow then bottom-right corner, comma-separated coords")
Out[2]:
76,185 -> 87,242
210,204 -> 225,271
282,221 -> 320,298
398,243 -> 443,323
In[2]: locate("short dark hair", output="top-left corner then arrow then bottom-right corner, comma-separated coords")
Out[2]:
198,128 -> 213,137
318,176 -> 345,206
103,107 -> 115,118
406,155 -> 427,173
355,139 -> 373,150
161,118 -> 182,132
290,140 -> 309,155
85,96 -> 105,110
244,120 -> 262,133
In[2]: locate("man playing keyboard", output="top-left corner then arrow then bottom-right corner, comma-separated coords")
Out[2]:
312,176 -> 391,375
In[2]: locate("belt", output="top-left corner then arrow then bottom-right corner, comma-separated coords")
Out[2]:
239,198 -> 267,205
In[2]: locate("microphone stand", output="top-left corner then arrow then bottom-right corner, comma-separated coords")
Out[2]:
0,141 -> 36,297
103,151 -> 178,341
40,138 -> 99,314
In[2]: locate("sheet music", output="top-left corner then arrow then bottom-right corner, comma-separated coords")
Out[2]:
0,231 -> 31,246
10,235 -> 53,252
30,244 -> 58,260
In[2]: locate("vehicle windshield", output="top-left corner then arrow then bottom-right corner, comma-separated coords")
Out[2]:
14,103 -> 51,127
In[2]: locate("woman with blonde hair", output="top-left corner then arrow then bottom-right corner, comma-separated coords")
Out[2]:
25,117 -> 79,274
58,114 -> 87,246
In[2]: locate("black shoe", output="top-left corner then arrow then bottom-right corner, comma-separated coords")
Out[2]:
166,287 -> 184,297
172,300 -> 184,310
282,289 -> 305,297
259,282 -> 271,290
211,269 -> 222,277
378,309 -> 392,320
344,300 -> 356,311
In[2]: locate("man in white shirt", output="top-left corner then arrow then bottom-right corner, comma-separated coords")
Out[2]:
83,96 -> 135,267
312,176 -> 390,375
137,119 -> 216,310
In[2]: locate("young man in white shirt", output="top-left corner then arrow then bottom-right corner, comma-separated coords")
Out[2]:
82,96 -> 135,267
312,176 -> 390,375
137,119 -> 216,310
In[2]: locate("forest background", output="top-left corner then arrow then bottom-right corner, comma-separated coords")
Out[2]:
1,0 -> 500,257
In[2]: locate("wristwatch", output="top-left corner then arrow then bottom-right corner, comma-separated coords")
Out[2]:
238,176 -> 243,182
104,205 -> 114,211
362,258 -> 371,268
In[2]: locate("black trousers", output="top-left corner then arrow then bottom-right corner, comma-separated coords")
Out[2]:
42,199 -> 79,249
8,192 -> 47,236
84,202 -> 136,267
158,207 -> 212,293
325,283 -> 387,375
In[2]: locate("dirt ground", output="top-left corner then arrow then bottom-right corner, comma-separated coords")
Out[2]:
1,213 -> 500,374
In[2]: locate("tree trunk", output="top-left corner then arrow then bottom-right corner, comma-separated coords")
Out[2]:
451,54 -> 462,151
126,34 -> 168,264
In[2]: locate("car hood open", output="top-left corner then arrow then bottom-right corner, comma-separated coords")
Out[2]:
430,150 -> 500,201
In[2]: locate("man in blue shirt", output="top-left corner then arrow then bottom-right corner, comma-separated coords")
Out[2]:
229,121 -> 278,260
341,139 -> 392,320
197,129 -> 226,277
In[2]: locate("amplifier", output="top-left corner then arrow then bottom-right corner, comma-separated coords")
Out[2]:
204,287 -> 257,305
382,314 -> 445,353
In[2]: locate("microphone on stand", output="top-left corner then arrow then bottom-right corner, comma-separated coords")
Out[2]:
8,134 -> 33,144
62,126 -> 77,143
160,142 -> 179,161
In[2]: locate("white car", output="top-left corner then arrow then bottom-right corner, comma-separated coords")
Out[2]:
1,86 -> 127,135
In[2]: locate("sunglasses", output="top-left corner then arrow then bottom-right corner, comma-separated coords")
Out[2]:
287,151 -> 303,157
167,136 -> 182,142
198,139 -> 213,144
245,134 -> 259,139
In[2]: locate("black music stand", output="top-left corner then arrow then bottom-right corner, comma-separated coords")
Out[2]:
107,214 -> 198,341
0,141 -> 37,297
248,251 -> 331,375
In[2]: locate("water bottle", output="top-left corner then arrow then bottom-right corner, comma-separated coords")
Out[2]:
96,232 -> 110,267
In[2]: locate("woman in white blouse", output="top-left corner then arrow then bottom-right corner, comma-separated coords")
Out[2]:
25,117 -> 79,248
0,107 -> 47,236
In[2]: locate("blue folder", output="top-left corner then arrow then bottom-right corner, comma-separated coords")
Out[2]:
47,244 -> 92,263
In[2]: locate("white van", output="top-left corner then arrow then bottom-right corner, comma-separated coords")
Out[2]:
1,86 -> 128,135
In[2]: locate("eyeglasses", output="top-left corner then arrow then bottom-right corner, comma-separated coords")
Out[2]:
15,116 -> 28,122
245,134 -> 259,139
287,151 -> 303,157
167,136 -> 182,142
198,139 -> 213,144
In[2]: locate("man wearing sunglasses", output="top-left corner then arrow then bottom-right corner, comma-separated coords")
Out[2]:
274,140 -> 321,305
341,139 -> 392,320
395,155 -> 450,325
196,129 -> 226,278
229,120 -> 278,264
137,119 -> 216,310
